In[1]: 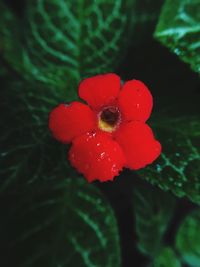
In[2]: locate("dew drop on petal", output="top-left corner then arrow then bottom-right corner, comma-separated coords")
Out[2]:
100,152 -> 106,159
91,132 -> 97,137
156,164 -> 162,172
111,164 -> 118,173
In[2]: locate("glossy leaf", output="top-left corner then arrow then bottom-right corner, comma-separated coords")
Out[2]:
1,178 -> 120,266
0,0 -> 135,91
0,76 -> 74,193
152,247 -> 181,267
154,0 -> 200,73
138,96 -> 200,204
176,209 -> 200,267
0,1 -> 23,73
133,180 -> 175,257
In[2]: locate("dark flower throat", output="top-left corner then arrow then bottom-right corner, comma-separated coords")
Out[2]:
100,107 -> 120,126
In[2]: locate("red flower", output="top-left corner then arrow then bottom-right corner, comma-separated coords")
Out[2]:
49,73 -> 161,182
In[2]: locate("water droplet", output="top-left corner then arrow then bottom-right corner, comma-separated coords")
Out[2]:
111,164 -> 117,173
174,48 -> 181,55
1,152 -> 7,157
91,132 -> 96,137
97,143 -> 100,146
156,164 -> 162,172
97,199 -> 102,204
100,152 -> 106,159
174,180 -> 183,187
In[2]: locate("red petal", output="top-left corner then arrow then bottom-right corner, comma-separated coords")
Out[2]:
78,73 -> 121,109
69,132 -> 126,182
48,102 -> 96,144
118,80 -> 153,122
114,122 -> 161,169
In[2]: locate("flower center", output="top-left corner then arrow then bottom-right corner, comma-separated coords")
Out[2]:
98,106 -> 120,132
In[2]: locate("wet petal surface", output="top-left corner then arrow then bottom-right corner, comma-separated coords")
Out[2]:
114,121 -> 161,169
78,73 -> 121,110
69,132 -> 126,182
118,80 -> 153,122
49,102 -> 96,143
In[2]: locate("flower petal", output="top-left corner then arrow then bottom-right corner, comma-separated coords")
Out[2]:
118,80 -> 153,122
78,73 -> 121,109
48,102 -> 96,144
69,132 -> 126,182
114,121 -> 161,169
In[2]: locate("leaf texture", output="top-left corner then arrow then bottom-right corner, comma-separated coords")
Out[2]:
0,0 -> 135,90
1,178 -> 121,267
155,0 -> 200,73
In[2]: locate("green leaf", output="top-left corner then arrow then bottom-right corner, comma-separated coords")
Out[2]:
0,1 -> 23,73
154,0 -> 200,73
1,178 -> 121,266
175,209 -> 200,267
0,76 -> 75,193
0,0 -> 135,91
138,96 -> 200,204
133,180 -> 175,257
152,247 -> 181,267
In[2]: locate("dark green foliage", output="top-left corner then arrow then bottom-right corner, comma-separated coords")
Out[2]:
0,76 -> 71,193
133,181 -> 175,257
139,96 -> 200,204
155,0 -> 200,73
0,0 -> 135,91
1,178 -> 120,267
152,247 -> 181,267
176,209 -> 200,267
131,0 -> 164,44
0,0 -> 200,266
